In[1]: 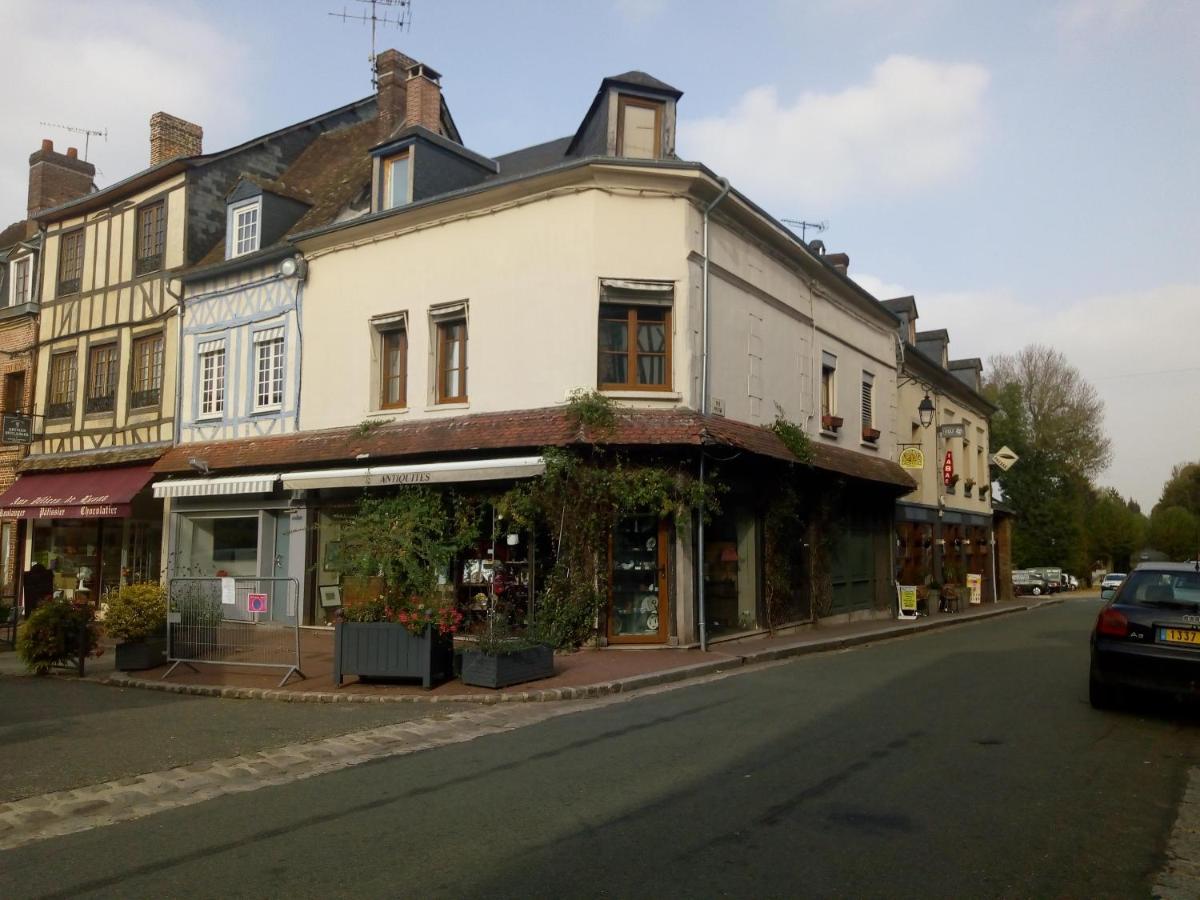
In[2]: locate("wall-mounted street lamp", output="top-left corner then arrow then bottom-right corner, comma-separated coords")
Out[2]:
918,393 -> 935,429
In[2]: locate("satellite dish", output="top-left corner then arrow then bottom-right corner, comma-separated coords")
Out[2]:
808,239 -> 826,255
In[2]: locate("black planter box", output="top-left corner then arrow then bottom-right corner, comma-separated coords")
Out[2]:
334,621 -> 452,689
460,644 -> 555,689
116,637 -> 168,671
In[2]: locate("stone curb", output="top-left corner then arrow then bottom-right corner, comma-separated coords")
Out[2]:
95,600 -> 1060,704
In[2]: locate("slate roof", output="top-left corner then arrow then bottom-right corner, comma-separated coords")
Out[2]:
18,442 -> 170,473
194,117 -> 383,268
605,71 -> 683,98
493,136 -> 574,177
154,407 -> 914,491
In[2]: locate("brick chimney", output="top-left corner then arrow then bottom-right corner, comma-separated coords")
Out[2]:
825,252 -> 849,274
149,112 -> 203,165
27,139 -> 96,218
375,49 -> 418,136
404,62 -> 443,134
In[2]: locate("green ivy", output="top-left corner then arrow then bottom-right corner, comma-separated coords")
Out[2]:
564,389 -> 617,435
770,408 -> 814,464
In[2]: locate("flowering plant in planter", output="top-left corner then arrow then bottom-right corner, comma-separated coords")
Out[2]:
340,594 -> 463,637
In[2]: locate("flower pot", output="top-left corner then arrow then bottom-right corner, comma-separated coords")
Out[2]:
460,644 -> 554,689
862,427 -> 881,442
334,621 -> 453,689
116,636 -> 168,671
821,415 -> 843,432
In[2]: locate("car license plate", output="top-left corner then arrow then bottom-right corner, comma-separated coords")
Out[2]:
1158,627 -> 1200,646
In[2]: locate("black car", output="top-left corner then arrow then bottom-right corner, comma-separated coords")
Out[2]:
1090,562 -> 1200,708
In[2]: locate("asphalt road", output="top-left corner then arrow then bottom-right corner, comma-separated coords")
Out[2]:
0,677 -> 439,801
4,599 -> 1200,899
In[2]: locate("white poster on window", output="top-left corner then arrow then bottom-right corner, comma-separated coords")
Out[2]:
220,577 -> 236,606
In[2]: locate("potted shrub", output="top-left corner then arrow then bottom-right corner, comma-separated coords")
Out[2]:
821,415 -> 844,432
460,616 -> 554,690
16,597 -> 101,675
103,583 -> 168,671
335,595 -> 460,688
862,426 -> 881,443
333,489 -> 478,688
964,478 -> 976,497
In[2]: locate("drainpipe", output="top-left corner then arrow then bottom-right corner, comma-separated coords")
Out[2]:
698,177 -> 731,653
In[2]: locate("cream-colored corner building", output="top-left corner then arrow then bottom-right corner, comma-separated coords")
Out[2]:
882,296 -> 997,602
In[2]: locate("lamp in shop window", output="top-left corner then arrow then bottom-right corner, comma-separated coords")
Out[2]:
918,393 -> 935,429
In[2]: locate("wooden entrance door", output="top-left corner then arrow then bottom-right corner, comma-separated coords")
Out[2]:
607,515 -> 669,644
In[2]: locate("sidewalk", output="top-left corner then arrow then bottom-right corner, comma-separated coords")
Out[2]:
48,596 -> 1061,703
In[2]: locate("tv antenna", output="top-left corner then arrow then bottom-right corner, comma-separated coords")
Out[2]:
781,219 -> 828,242
329,0 -> 412,84
39,121 -> 108,161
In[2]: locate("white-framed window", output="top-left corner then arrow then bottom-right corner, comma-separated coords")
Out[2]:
198,340 -> 226,417
253,329 -> 285,411
231,202 -> 260,258
861,371 -> 875,429
7,256 -> 31,307
820,352 -> 837,419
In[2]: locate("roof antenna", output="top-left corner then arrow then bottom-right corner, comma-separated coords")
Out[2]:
782,219 -> 828,243
39,121 -> 108,161
328,0 -> 412,87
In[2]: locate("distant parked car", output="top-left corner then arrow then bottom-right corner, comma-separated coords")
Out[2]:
1100,573 -> 1126,599
1089,562 -> 1200,708
1066,575 -> 1079,591
1029,568 -> 1063,594
1013,570 -> 1049,596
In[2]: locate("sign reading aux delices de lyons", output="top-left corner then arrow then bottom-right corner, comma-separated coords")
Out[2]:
0,491 -> 122,520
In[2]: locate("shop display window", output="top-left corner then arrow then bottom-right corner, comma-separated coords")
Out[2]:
32,519 -> 101,601
703,509 -> 758,636
608,515 -> 668,643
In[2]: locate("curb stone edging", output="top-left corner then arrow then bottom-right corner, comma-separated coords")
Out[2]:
96,600 -> 1059,704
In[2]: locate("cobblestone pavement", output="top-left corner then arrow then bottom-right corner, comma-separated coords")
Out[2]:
0,667 -> 753,852
1155,766 -> 1200,899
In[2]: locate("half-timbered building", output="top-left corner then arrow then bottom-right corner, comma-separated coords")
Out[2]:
1,99 -> 382,600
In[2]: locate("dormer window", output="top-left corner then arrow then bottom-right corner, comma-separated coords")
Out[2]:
617,96 -> 663,159
230,200 -> 259,256
6,257 -> 31,307
382,150 -> 411,210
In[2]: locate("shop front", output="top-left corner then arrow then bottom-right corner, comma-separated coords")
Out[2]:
895,503 -> 995,603
0,464 -> 162,606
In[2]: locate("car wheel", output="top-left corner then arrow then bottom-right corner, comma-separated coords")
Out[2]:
1090,674 -> 1119,710
1032,586 -> 1041,596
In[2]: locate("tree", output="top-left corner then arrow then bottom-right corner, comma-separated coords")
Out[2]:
1086,488 -> 1146,572
1146,506 -> 1200,562
985,344 -> 1113,577
987,344 -> 1112,479
1155,462 -> 1200,518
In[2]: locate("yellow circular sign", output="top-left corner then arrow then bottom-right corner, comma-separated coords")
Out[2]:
899,447 -> 926,470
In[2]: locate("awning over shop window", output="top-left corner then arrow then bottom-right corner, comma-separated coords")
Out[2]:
153,474 -> 280,499
279,456 -> 546,491
0,464 -> 156,520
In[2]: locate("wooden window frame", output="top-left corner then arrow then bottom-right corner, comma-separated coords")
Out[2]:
380,150 -> 412,211
616,95 -> 663,159
129,332 -> 165,410
4,371 -> 26,415
47,351 -> 77,419
85,343 -> 119,414
135,199 -> 167,276
57,228 -> 85,296
435,318 -> 468,404
821,361 -> 837,419
597,304 -> 672,392
379,326 -> 408,410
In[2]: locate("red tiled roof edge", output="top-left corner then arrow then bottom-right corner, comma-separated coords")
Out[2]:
155,406 -> 914,490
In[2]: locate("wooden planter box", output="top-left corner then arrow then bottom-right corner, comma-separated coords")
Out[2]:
460,644 -> 555,690
334,621 -> 453,689
116,636 -> 168,671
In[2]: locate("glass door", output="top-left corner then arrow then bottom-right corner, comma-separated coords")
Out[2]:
607,515 -> 668,644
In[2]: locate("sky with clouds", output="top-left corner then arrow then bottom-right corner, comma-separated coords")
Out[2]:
1,0 -> 1196,509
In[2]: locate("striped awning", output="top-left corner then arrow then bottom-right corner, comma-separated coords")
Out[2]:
153,474 -> 280,499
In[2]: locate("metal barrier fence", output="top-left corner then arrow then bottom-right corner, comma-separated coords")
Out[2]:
163,577 -> 305,687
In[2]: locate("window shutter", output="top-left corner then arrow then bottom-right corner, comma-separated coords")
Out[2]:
861,373 -> 874,427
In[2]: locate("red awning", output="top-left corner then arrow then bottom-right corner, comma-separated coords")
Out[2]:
0,464 -> 156,520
